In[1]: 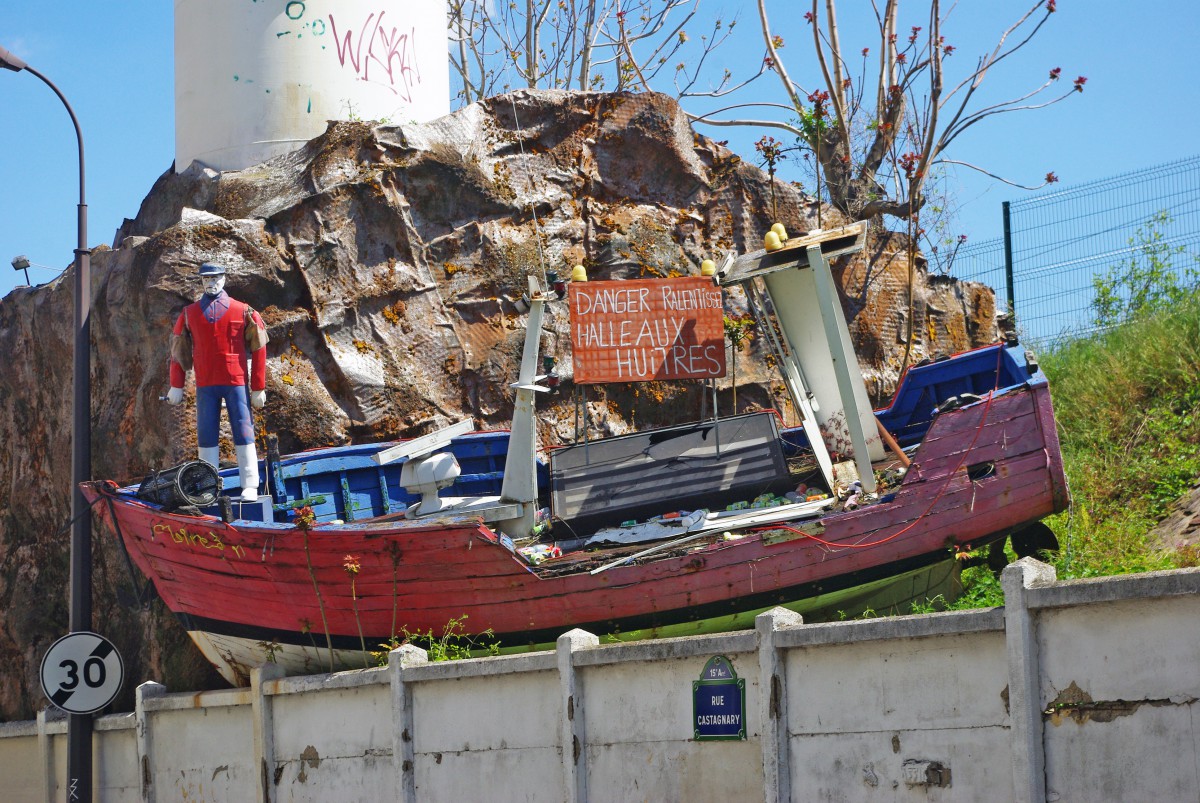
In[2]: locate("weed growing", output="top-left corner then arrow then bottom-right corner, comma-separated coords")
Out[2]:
946,285 -> 1200,610
373,615 -> 500,665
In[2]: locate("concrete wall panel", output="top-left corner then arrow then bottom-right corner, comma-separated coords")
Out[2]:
148,706 -> 255,801
787,727 -> 1013,802
586,739 -> 762,802
1038,595 -> 1200,703
787,631 -> 1009,734
412,670 -> 560,753
581,652 -> 759,744
94,723 -> 139,801
270,683 -> 394,801
415,745 -> 564,803
0,727 -> 42,803
1043,700 -> 1200,802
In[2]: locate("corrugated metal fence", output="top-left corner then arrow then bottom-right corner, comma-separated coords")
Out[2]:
953,155 -> 1200,345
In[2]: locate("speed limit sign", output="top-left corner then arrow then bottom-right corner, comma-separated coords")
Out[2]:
39,632 -> 124,715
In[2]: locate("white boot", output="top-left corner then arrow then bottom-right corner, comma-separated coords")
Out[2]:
198,446 -> 220,468
236,443 -> 260,501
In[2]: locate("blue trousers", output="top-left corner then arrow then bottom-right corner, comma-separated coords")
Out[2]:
196,385 -> 254,447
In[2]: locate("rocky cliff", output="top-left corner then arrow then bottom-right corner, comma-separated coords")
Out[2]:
0,90 -> 1001,718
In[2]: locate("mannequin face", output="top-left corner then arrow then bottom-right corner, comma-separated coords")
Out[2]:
202,274 -> 226,297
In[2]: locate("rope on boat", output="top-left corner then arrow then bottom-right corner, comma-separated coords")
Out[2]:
756,345 -> 1007,551
48,489 -> 104,539
104,490 -> 156,608
507,92 -> 548,285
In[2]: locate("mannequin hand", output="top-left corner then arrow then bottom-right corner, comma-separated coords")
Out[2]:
166,387 -> 185,405
251,389 -> 266,409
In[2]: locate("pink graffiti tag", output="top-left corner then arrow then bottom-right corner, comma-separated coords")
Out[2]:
328,11 -> 422,101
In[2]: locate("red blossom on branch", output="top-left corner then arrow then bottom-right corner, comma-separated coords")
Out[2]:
1073,75 -> 1088,91
896,52 -> 907,65
804,11 -> 815,23
1047,0 -> 1057,12
755,135 -> 787,163
908,26 -> 922,44
1049,67 -> 1061,80
763,56 -> 775,70
1045,172 -> 1059,184
862,47 -> 870,57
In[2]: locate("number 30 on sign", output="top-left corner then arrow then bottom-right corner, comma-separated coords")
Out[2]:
39,632 -> 124,715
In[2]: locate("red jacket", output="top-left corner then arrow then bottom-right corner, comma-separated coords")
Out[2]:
170,295 -> 267,390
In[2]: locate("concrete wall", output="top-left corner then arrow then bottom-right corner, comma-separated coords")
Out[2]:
2,559 -> 1197,802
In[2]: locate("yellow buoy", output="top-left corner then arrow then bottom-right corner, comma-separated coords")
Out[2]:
700,259 -> 716,276
571,264 -> 588,282
764,231 -> 783,252
771,222 -> 789,241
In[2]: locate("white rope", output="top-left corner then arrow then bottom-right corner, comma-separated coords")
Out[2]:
507,91 -> 549,280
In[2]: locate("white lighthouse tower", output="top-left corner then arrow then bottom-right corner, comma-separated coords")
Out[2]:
175,0 -> 449,173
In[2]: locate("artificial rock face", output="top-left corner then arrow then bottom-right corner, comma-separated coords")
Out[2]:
0,90 -> 998,715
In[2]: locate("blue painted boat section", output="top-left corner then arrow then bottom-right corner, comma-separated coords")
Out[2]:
204,431 -> 548,524
782,343 -> 1033,453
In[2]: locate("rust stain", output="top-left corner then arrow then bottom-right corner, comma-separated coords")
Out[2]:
1045,680 -> 1178,725
297,745 -> 321,783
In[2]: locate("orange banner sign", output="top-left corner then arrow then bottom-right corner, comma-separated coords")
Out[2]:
569,277 -> 726,383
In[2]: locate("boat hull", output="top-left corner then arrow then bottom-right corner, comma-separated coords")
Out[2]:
84,375 -> 1067,686
183,558 -> 962,681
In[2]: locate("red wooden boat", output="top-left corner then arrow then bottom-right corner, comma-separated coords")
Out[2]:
82,225 -> 1069,684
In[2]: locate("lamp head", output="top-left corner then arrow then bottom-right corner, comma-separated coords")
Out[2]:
11,255 -> 30,271
0,45 -> 28,72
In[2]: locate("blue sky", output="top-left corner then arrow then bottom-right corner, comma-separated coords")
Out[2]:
1,1 -> 1197,299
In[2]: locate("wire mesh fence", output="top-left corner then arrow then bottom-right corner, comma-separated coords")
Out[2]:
951,155 -> 1200,346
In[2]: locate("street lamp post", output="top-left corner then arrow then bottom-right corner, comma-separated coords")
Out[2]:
11,255 -> 32,286
1,44 -> 94,802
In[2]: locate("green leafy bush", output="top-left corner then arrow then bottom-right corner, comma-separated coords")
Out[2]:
945,283 -> 1200,610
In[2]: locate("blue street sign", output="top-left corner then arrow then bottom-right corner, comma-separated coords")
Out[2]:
693,656 -> 746,740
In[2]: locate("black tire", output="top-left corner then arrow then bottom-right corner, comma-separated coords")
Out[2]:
1010,522 -> 1059,560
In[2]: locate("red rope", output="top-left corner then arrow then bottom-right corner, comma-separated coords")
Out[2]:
756,346 -> 1007,550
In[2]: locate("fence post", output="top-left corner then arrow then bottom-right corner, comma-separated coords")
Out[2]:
1002,557 -> 1056,802
135,681 -> 166,803
390,644 -> 428,803
37,708 -> 63,803
251,662 -> 285,803
757,607 -> 803,803
1002,201 -> 1016,318
558,628 -> 599,803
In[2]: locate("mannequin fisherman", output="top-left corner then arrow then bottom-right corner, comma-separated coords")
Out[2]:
166,262 -> 269,501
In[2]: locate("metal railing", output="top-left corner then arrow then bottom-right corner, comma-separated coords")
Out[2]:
953,155 -> 1200,346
